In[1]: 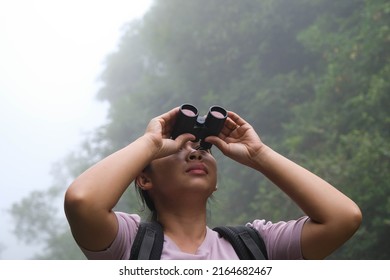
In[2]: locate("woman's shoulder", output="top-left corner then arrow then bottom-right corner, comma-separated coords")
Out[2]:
115,212 -> 142,226
80,212 -> 141,260
247,216 -> 309,259
247,216 -> 308,232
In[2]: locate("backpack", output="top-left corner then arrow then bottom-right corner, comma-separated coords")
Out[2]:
129,221 -> 268,260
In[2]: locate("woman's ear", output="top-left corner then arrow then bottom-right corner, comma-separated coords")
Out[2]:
135,172 -> 153,190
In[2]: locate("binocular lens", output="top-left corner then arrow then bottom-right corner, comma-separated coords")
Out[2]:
182,109 -> 197,117
209,106 -> 227,119
180,104 -> 198,117
210,110 -> 225,119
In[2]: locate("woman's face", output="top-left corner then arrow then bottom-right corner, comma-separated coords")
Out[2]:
144,141 -> 218,202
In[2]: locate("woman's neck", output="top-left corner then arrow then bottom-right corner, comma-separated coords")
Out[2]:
156,203 -> 208,254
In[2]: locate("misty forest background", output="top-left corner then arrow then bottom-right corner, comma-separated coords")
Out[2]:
6,0 -> 389,259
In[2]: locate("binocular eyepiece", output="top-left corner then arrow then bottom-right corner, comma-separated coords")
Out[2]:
171,104 -> 228,150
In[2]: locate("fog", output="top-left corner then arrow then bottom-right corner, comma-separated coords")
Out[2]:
0,0 -> 152,259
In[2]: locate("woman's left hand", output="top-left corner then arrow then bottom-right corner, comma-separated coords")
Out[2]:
206,111 -> 266,168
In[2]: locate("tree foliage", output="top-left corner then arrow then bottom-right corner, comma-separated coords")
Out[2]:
9,0 -> 390,259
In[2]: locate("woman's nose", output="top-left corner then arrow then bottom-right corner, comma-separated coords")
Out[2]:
187,149 -> 203,161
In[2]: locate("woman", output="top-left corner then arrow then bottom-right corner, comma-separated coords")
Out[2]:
64,107 -> 362,259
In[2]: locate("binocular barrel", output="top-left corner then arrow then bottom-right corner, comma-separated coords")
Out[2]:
171,104 -> 227,149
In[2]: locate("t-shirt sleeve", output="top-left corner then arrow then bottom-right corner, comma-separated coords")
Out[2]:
80,212 -> 141,260
247,216 -> 309,260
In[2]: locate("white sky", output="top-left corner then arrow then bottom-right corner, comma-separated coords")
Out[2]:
0,0 -> 152,259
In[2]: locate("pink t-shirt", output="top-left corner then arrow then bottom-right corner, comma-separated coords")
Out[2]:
81,212 -> 308,260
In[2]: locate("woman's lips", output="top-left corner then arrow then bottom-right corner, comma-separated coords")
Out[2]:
186,163 -> 208,175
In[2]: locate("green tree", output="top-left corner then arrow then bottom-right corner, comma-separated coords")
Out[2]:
286,0 -> 390,259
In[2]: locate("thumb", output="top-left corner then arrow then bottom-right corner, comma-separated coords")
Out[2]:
175,133 -> 196,147
206,136 -> 229,155
157,133 -> 196,159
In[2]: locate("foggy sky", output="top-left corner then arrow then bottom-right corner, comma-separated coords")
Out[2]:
0,0 -> 152,259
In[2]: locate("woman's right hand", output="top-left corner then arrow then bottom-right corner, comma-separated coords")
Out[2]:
143,107 -> 196,160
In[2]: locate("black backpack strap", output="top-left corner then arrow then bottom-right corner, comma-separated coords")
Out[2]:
129,221 -> 164,260
213,225 -> 268,260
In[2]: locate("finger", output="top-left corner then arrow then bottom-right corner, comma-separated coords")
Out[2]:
163,107 -> 180,125
225,117 -> 240,130
205,136 -> 229,154
160,107 -> 180,119
220,116 -> 241,139
159,107 -> 180,136
227,111 -> 247,127
175,133 -> 196,147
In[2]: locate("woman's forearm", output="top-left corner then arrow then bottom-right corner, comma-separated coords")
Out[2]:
252,145 -> 359,224
65,135 -> 158,212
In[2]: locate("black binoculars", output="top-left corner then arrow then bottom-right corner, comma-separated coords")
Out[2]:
171,104 -> 228,150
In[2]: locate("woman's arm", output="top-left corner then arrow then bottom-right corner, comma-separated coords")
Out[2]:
207,111 -> 362,259
64,136 -> 158,251
252,146 -> 362,259
64,107 -> 194,251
